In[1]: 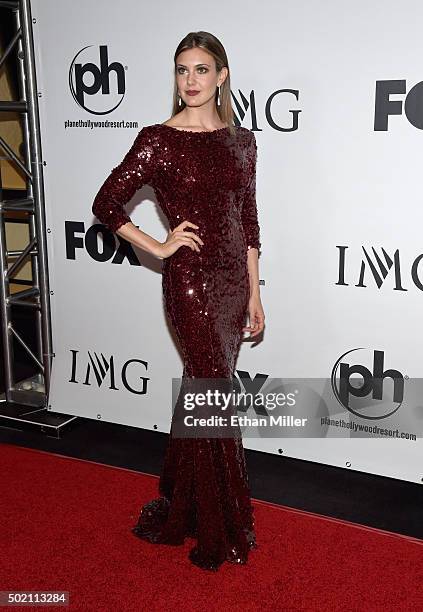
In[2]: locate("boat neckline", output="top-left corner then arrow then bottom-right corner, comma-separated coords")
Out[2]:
154,123 -> 233,135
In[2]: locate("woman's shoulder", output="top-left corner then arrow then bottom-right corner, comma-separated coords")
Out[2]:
241,126 -> 255,138
138,123 -> 161,135
239,125 -> 255,140
129,124 -> 166,148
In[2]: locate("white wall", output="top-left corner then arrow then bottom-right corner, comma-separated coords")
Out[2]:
32,0 -> 423,483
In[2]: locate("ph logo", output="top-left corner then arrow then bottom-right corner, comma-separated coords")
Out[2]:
69,45 -> 126,114
331,349 -> 404,419
374,80 -> 423,130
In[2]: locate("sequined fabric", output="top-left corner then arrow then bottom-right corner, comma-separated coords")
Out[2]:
92,123 -> 261,570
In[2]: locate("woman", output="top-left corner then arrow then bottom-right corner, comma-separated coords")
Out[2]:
92,31 -> 265,571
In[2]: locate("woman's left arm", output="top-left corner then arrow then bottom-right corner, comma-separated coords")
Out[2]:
241,132 -> 265,338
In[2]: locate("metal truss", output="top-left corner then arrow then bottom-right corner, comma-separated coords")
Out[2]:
0,0 -> 55,427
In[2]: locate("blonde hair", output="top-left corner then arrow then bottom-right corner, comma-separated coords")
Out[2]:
170,31 -> 236,137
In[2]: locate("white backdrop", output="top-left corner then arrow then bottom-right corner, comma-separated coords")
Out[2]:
31,0 -> 423,483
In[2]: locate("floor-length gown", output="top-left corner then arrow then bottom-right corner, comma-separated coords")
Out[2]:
91,122 -> 262,571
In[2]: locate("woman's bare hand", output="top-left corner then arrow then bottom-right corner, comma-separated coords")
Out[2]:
157,220 -> 204,259
242,294 -> 265,338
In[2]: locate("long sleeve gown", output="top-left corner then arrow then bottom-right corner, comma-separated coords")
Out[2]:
91,122 -> 261,571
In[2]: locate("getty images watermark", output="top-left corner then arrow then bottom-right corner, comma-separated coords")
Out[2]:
169,377 -> 421,440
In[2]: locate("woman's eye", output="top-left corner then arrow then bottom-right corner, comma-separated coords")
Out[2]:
177,67 -> 208,74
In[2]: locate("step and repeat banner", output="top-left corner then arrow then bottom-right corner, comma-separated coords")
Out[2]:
31,0 -> 422,483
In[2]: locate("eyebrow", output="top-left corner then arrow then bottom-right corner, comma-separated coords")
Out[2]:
176,63 -> 210,68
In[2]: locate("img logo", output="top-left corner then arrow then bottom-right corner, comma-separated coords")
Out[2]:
335,245 -> 423,292
69,349 -> 149,394
69,45 -> 126,114
331,349 -> 404,419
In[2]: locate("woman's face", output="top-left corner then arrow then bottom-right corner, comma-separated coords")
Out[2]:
175,47 -> 226,108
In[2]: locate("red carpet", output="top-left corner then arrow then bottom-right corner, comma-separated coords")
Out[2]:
0,443 -> 421,611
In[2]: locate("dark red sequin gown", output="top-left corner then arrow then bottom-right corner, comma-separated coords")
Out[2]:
92,123 -> 261,571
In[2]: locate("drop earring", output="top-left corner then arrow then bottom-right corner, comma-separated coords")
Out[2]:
217,85 -> 221,106
178,93 -> 182,107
